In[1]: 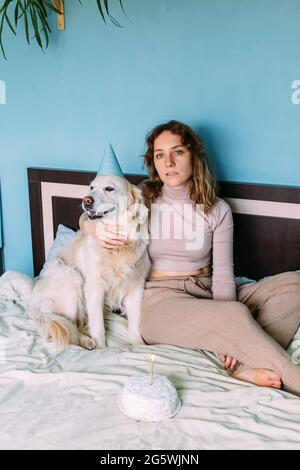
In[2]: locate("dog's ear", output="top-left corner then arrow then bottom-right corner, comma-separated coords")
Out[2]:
127,183 -> 142,205
127,184 -> 149,224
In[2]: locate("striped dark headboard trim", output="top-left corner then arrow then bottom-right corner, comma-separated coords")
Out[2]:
28,168 -> 300,279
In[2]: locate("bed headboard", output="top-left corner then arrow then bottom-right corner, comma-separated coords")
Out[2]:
28,167 -> 300,280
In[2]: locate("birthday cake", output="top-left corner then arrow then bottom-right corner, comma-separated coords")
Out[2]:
117,373 -> 181,421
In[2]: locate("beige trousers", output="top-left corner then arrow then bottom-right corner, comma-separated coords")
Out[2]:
140,270 -> 300,396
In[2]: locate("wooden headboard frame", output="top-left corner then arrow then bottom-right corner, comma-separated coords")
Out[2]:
28,167 -> 300,279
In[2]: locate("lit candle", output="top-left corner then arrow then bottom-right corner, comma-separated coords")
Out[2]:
150,354 -> 155,385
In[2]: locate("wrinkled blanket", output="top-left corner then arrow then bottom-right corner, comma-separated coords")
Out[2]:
0,270 -> 300,450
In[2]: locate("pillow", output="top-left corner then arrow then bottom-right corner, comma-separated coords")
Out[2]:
235,276 -> 256,287
39,224 -> 77,278
235,269 -> 300,287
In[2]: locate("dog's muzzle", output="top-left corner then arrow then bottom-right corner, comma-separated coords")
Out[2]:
83,205 -> 116,220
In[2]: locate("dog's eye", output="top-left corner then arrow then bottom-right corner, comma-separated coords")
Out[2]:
90,186 -> 95,190
104,187 -> 115,192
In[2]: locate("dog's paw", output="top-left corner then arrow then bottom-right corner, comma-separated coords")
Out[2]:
129,332 -> 145,346
80,336 -> 97,350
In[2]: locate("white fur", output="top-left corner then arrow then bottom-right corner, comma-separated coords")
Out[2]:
29,175 -> 151,350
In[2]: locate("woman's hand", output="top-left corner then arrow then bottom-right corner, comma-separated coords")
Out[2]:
82,217 -> 128,250
96,222 -> 129,250
216,353 -> 240,373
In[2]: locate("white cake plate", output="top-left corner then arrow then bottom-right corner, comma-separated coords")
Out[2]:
117,395 -> 182,422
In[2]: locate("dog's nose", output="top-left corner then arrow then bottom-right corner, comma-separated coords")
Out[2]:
83,196 -> 94,207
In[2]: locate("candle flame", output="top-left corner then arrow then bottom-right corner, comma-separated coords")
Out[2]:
151,354 -> 155,361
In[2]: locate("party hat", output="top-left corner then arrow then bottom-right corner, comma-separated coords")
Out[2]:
97,142 -> 124,177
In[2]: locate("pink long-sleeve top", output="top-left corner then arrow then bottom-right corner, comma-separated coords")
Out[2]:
146,183 -> 237,301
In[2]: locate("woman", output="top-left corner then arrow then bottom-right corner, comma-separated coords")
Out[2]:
81,120 -> 300,396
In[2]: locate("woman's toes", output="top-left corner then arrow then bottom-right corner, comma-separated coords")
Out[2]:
270,377 -> 282,388
268,371 -> 281,381
271,381 -> 282,389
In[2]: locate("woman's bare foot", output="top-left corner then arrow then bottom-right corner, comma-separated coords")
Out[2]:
231,367 -> 282,389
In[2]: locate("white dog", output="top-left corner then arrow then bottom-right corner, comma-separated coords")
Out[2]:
29,175 -> 151,350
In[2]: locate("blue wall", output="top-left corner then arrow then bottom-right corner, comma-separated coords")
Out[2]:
0,0 -> 300,276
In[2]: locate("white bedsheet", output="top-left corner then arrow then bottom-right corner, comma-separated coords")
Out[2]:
0,270 -> 300,450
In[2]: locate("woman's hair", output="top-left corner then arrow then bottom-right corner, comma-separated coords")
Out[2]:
140,120 -> 219,214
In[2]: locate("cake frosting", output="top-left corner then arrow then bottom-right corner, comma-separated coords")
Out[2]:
117,373 -> 181,421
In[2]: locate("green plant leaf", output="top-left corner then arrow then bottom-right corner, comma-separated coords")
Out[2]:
103,0 -> 109,15
119,0 -> 127,18
36,8 -> 51,33
29,4 -> 43,49
0,11 -> 7,59
16,0 -> 26,16
36,0 -> 48,17
0,0 -> 129,59
14,1 -> 19,26
95,0 -> 107,24
40,24 -> 48,47
4,10 -> 16,34
0,0 -> 14,16
42,0 -> 62,15
97,0 -> 124,28
23,5 -> 30,45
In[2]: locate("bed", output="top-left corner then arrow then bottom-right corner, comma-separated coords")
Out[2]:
0,167 -> 300,450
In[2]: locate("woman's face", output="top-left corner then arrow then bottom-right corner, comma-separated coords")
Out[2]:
153,131 -> 193,187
